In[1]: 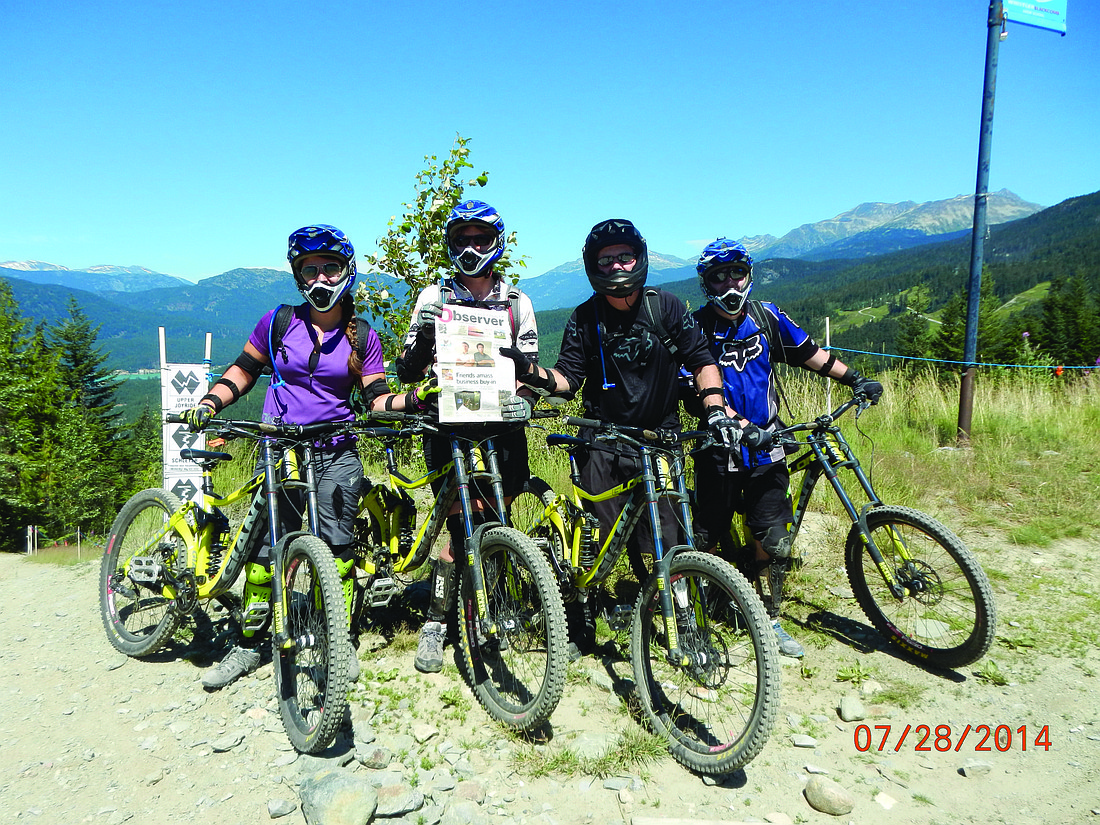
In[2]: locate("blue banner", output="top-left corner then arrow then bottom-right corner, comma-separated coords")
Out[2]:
1004,0 -> 1067,35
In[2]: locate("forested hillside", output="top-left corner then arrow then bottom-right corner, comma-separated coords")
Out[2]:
537,191 -> 1100,373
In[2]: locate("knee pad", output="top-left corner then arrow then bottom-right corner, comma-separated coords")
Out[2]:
242,562 -> 272,638
428,559 -> 456,622
760,525 -> 793,561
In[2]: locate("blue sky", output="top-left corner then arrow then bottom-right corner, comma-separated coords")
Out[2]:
2,1 -> 1096,283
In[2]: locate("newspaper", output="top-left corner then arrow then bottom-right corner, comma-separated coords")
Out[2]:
436,304 -> 517,423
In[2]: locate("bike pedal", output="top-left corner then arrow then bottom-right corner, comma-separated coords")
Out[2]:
127,557 -> 161,584
607,604 -> 632,632
366,577 -> 399,608
242,603 -> 270,632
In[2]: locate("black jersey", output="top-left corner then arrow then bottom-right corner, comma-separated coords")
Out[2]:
554,289 -> 714,430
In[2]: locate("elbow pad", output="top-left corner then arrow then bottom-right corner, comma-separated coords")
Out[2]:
233,351 -> 267,380
395,336 -> 434,384
360,377 -> 391,411
394,354 -> 427,384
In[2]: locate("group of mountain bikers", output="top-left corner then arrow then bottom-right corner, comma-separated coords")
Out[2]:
181,203 -> 883,689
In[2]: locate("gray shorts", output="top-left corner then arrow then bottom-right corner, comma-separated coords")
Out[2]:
253,444 -> 363,565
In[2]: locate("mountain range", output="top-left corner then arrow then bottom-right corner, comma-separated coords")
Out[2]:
510,190 -> 1042,312
0,189 -> 1053,373
738,189 -> 1040,260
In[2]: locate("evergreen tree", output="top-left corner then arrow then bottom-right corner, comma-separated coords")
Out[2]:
50,297 -> 122,431
931,270 -> 1002,373
895,292 -> 932,366
931,289 -> 966,372
0,282 -> 31,549
1038,275 -> 1100,366
119,405 -> 164,493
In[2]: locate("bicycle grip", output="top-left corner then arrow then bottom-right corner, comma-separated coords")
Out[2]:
166,413 -> 184,424
564,416 -> 604,430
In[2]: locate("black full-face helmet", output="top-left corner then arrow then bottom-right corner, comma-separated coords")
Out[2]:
582,218 -> 649,297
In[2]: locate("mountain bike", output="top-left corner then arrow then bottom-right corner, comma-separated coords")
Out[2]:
511,415 -> 780,776
99,417 -> 351,753
351,411 -> 568,733
745,390 -> 997,669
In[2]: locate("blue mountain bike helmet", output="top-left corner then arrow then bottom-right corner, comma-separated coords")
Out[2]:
446,200 -> 506,277
287,224 -> 357,312
697,238 -> 753,315
582,218 -> 649,297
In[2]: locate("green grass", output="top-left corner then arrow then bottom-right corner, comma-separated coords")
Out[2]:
23,544 -> 100,566
511,725 -> 666,779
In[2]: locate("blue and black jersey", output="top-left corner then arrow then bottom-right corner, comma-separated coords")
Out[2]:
693,301 -> 817,470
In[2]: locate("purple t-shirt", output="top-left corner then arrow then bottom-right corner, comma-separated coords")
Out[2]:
248,304 -> 384,425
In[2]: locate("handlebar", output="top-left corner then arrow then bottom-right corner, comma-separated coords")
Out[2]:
165,414 -> 359,442
770,390 -> 874,446
561,416 -> 710,448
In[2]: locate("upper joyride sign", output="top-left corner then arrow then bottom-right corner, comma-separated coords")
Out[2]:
159,327 -> 213,505
1004,0 -> 1067,34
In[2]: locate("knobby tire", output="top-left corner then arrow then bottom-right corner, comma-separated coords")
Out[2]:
631,551 -> 781,776
274,535 -> 351,753
846,505 -> 996,669
100,488 -> 188,657
458,527 -> 568,731
509,477 -> 570,597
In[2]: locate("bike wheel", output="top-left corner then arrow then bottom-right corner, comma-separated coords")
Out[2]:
509,477 -> 570,579
631,551 -> 780,776
100,488 -> 188,657
457,526 -> 568,731
846,505 -> 996,669
274,535 -> 351,753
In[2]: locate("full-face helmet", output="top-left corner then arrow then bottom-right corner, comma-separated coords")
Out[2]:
287,224 -> 357,312
697,238 -> 753,315
581,218 -> 649,297
446,200 -> 506,277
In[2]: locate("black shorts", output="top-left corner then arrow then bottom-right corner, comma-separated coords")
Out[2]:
578,444 -> 686,580
423,426 -> 530,502
692,451 -> 792,552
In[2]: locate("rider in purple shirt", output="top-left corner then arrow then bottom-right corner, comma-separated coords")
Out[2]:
181,225 -> 393,690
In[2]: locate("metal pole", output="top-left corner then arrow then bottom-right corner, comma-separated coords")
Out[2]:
958,0 -> 1004,444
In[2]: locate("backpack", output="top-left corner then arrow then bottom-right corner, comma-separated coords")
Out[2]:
268,304 -> 373,387
640,289 -> 783,364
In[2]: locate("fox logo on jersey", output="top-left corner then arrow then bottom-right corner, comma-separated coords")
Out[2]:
717,333 -> 765,373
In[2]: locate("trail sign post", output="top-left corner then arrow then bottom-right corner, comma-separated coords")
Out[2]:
160,328 -> 212,503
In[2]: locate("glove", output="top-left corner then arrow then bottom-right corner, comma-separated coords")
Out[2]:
404,377 -> 440,412
706,408 -> 741,452
499,346 -> 535,378
847,371 -> 884,404
181,404 -> 215,432
740,423 -> 773,452
501,394 -> 533,422
500,346 -> 556,394
414,301 -> 444,338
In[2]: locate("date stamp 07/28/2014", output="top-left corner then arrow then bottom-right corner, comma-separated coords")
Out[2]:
853,724 -> 1051,753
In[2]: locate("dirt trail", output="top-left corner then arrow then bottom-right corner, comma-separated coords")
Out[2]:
1,547 -> 1097,825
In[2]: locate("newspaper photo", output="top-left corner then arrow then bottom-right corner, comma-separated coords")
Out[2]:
436,304 -> 518,423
